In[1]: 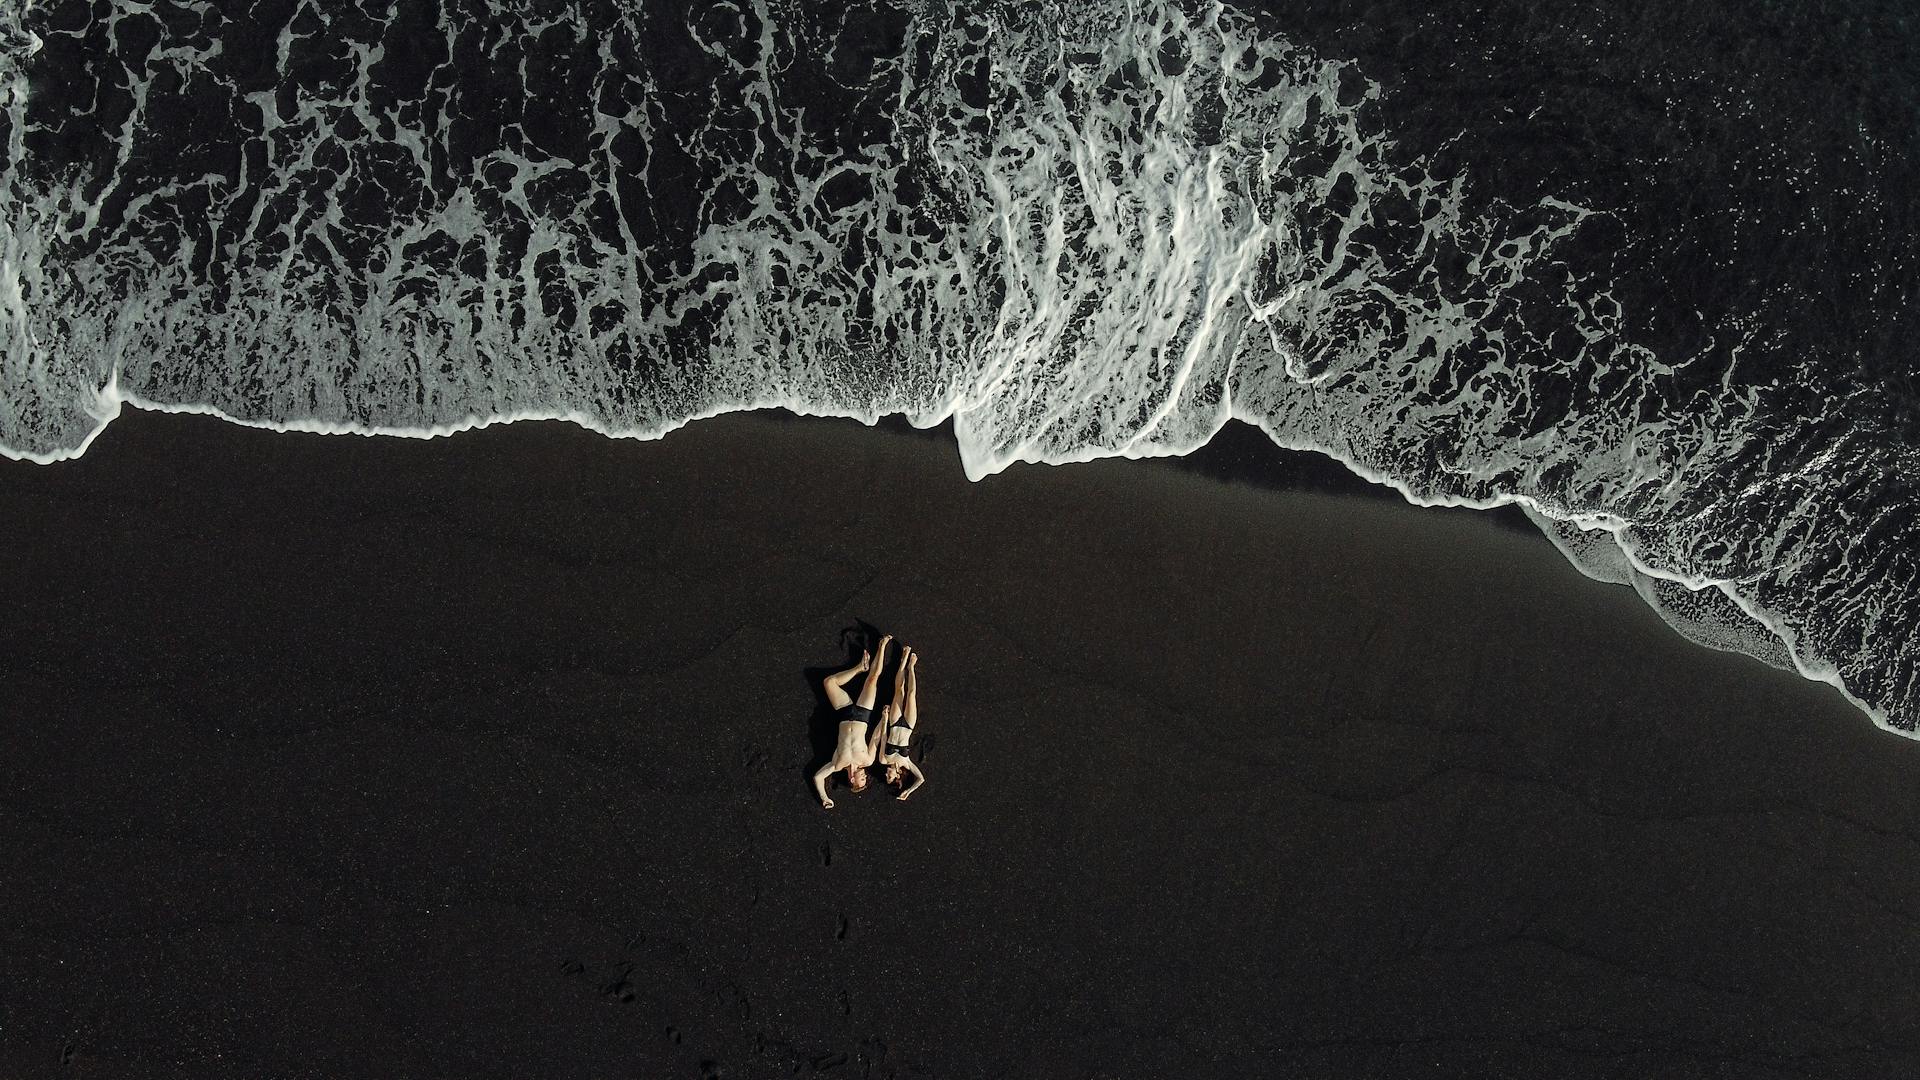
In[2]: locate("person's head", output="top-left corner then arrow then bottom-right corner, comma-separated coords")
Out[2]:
884,763 -> 904,787
847,765 -> 869,792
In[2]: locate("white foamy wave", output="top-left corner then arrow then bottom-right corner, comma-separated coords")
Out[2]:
2,0 -> 1913,732
1526,506 -> 1797,670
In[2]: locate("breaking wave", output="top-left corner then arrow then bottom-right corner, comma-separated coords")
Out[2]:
3,0 -> 1915,732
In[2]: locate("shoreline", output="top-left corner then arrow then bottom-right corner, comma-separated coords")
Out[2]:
7,398 -> 1866,734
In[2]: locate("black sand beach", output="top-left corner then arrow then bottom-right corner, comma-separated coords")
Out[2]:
3,410 -> 1918,1078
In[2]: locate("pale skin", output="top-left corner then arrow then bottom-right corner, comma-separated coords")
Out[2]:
813,635 -> 891,809
880,650 -> 926,801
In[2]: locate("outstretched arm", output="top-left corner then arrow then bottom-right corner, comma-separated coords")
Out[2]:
896,760 -> 926,801
813,762 -> 838,809
864,705 -> 887,760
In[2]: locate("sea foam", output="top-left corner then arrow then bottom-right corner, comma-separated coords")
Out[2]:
2,0 -> 1911,732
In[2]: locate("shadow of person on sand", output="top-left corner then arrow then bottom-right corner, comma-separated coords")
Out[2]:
800,620 -> 884,796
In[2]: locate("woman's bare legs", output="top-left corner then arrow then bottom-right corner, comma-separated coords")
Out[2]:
889,646 -> 911,719
896,652 -> 926,800
821,650 -> 870,711
905,651 -> 919,728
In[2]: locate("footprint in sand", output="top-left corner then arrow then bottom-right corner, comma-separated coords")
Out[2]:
600,964 -> 636,1004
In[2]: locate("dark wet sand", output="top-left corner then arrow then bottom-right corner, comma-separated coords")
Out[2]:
3,409 -> 1917,1079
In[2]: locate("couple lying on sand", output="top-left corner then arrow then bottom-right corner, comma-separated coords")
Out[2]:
813,634 -> 925,809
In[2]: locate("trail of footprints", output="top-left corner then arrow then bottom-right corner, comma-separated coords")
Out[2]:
548,824 -> 908,1072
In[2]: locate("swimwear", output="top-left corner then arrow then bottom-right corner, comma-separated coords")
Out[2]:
885,719 -> 914,758
840,704 -> 873,731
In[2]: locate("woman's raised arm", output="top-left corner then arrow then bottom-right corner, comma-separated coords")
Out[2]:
896,759 -> 926,801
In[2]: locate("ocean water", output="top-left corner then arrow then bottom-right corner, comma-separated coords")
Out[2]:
2,1 -> 1915,732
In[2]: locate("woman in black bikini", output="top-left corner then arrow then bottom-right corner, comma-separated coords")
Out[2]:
879,649 -> 925,801
813,634 -> 892,810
